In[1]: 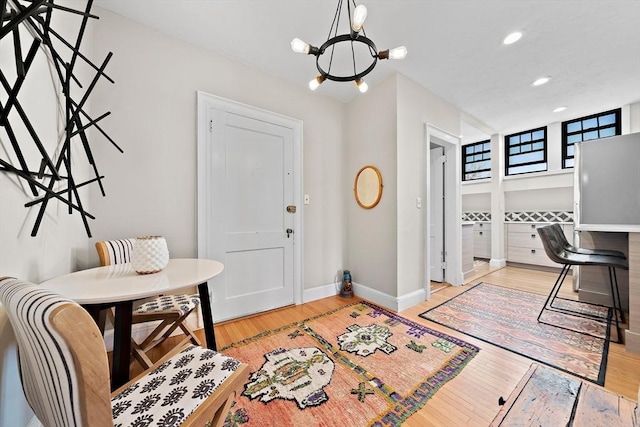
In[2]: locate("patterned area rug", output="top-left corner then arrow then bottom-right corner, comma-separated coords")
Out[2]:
419,283 -> 611,385
220,301 -> 479,427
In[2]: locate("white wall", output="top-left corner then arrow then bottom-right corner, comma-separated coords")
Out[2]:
396,75 -> 461,297
345,75 -> 398,297
0,3 -> 96,424
463,102 -> 640,214
1,5 -> 348,424
345,73 -> 463,303
88,7 -> 347,291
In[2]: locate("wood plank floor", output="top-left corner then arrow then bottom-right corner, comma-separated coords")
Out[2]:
137,265 -> 640,426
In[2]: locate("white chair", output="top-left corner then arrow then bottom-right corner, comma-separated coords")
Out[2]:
0,277 -> 248,427
95,239 -> 203,369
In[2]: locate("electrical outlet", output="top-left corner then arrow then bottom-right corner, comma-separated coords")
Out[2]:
416,197 -> 422,209
304,194 -> 310,205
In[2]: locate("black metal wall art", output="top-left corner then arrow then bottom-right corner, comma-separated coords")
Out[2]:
0,0 -> 118,237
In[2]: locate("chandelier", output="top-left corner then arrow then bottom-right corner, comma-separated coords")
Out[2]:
290,0 -> 407,93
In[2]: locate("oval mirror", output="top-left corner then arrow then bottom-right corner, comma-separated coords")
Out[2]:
354,165 -> 383,209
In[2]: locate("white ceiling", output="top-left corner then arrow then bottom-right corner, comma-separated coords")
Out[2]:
93,0 -> 640,142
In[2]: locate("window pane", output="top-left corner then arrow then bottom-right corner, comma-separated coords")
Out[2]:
583,130 -> 598,141
521,144 -> 532,153
483,142 -> 491,151
567,145 -> 574,157
482,153 -> 490,160
508,162 -> 547,175
520,133 -> 531,143
599,113 -> 615,126
532,130 -> 544,140
567,122 -> 582,133
509,146 -> 520,155
477,160 -> 491,170
510,151 -> 544,165
532,141 -> 544,151
509,135 -> 520,145
466,155 -> 475,162
474,154 -> 483,161
567,134 -> 582,144
599,127 -> 616,138
583,118 -> 597,130
565,158 -> 574,168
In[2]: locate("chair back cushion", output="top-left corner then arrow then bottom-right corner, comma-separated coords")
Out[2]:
95,239 -> 135,266
0,278 -> 112,427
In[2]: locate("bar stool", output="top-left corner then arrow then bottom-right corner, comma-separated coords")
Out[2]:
549,223 -> 627,259
548,223 -> 626,324
537,225 -> 628,343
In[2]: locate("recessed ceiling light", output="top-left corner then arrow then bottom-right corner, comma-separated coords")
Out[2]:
553,106 -> 567,113
532,77 -> 550,86
503,32 -> 522,45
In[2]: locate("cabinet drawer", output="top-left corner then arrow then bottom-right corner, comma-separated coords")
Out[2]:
507,246 -> 557,267
474,222 -> 492,231
474,229 -> 491,240
508,231 -> 545,249
507,222 -> 551,233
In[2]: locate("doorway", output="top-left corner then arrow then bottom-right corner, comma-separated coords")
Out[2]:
197,92 -> 303,322
425,124 -> 462,294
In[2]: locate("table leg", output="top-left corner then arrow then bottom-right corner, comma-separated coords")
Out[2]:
198,281 -> 217,351
112,301 -> 133,390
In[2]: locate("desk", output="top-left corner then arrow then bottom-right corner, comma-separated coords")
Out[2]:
576,225 -> 640,354
41,258 -> 224,389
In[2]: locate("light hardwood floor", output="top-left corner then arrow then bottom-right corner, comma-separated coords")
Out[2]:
138,265 -> 640,426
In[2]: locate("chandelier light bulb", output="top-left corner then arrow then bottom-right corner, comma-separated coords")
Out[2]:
356,79 -> 368,93
291,38 -> 311,54
351,5 -> 368,33
388,46 -> 408,60
309,75 -> 326,90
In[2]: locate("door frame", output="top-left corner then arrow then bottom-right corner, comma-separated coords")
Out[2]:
424,124 -> 462,290
196,91 -> 304,314
429,145 -> 445,283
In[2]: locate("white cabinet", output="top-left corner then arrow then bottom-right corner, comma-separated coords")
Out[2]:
506,223 -> 574,268
462,223 -> 475,280
473,222 -> 491,259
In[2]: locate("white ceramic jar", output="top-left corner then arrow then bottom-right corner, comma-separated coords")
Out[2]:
131,236 -> 169,274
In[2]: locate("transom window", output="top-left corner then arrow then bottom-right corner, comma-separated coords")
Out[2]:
561,108 -> 621,168
505,127 -> 547,176
462,140 -> 491,181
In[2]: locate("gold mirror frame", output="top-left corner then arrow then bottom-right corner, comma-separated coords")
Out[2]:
354,165 -> 383,209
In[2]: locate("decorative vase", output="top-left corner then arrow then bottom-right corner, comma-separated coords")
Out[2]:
131,236 -> 169,274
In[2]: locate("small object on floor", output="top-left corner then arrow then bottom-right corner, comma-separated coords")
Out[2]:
340,269 -> 354,298
498,396 -> 506,406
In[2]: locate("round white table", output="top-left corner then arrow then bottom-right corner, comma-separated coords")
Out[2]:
41,258 -> 224,389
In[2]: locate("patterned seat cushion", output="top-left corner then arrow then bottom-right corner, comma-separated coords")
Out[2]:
112,345 -> 241,426
134,294 -> 200,316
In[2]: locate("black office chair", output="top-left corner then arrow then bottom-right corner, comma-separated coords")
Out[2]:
537,225 -> 627,343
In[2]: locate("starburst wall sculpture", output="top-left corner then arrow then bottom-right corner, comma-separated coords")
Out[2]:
0,0 -> 118,237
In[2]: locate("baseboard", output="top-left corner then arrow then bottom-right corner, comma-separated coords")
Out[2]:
463,268 -> 476,282
303,282 -> 340,303
103,312 -> 199,352
490,258 -> 507,267
351,282 -> 427,312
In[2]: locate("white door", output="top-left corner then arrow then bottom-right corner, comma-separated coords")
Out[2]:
430,146 -> 445,282
197,93 -> 302,322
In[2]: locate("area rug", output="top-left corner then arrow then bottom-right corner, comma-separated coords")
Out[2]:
419,283 -> 611,385
220,300 -> 479,427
